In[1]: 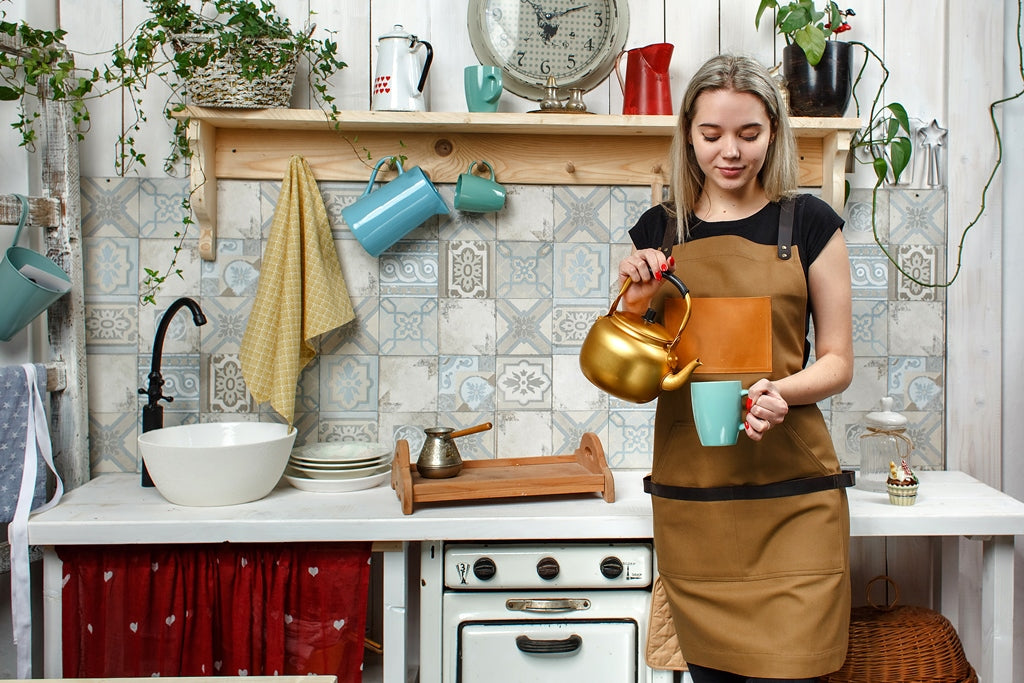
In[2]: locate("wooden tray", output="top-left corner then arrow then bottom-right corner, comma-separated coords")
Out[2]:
390,432 -> 614,514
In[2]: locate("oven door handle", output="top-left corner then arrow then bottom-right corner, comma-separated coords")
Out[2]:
515,634 -> 583,655
504,598 -> 591,612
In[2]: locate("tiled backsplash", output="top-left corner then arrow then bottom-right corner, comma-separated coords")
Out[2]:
81,177 -> 946,476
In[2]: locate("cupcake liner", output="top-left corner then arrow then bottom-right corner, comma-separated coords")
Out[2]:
887,482 -> 919,506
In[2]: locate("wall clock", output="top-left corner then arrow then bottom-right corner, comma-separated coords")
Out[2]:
468,0 -> 630,101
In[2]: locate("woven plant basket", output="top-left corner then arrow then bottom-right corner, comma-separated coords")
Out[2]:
820,576 -> 977,683
173,33 -> 298,108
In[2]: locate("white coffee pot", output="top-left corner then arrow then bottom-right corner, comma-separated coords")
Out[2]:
372,25 -> 433,112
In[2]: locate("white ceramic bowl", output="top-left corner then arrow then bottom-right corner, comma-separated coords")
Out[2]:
138,422 -> 296,506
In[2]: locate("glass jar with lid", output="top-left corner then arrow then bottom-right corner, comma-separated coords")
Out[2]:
858,396 -> 914,493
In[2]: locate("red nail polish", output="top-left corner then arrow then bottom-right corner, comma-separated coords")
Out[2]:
661,263 -> 668,272
654,270 -> 663,281
669,256 -> 675,267
746,397 -> 753,411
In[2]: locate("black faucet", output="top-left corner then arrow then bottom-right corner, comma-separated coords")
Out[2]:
138,297 -> 207,487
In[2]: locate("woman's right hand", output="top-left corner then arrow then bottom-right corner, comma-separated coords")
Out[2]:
617,248 -> 674,311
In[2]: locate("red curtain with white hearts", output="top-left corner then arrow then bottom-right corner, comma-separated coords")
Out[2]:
58,542 -> 372,682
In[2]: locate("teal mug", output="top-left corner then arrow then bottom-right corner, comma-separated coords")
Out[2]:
0,195 -> 71,342
454,161 -> 506,213
691,380 -> 749,447
464,65 -> 502,112
341,157 -> 449,257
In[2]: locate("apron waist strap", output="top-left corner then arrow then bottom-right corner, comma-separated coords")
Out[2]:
643,470 -> 855,501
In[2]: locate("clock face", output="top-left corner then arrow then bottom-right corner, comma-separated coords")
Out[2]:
468,0 -> 629,100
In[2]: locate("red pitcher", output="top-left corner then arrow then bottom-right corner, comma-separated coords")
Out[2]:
615,42 -> 674,115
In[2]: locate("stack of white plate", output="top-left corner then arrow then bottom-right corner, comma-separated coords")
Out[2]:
284,442 -> 394,493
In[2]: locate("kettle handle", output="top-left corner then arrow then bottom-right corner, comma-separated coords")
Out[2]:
613,49 -> 628,94
608,271 -> 692,348
361,156 -> 406,199
414,39 -> 433,93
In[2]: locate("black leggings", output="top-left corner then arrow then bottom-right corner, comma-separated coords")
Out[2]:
686,662 -> 819,683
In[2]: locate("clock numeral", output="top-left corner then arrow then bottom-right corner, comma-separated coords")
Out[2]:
540,59 -> 551,75
594,10 -> 604,28
584,38 -> 594,51
490,7 -> 502,21
516,51 -> 526,67
566,54 -> 576,69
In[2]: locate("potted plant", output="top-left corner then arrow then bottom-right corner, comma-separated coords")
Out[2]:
755,1 -> 911,188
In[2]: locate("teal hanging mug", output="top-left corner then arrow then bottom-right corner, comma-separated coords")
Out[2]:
341,157 -> 450,257
0,195 -> 71,342
454,161 -> 506,213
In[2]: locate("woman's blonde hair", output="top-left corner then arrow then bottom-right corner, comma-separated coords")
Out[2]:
667,54 -> 798,237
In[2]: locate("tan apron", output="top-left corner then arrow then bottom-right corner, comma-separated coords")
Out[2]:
648,227 -> 851,679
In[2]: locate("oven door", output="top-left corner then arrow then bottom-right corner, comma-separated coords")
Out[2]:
457,619 -> 638,683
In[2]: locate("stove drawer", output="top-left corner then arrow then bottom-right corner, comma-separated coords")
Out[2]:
457,619 -> 638,683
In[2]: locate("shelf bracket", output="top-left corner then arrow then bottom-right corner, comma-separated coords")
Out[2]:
188,118 -> 218,261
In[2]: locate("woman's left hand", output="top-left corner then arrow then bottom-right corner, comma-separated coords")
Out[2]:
744,378 -> 789,441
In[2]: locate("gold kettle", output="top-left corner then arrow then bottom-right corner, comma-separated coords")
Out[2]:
579,271 -> 701,404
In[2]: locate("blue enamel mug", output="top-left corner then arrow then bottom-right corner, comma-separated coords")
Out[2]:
341,157 -> 449,257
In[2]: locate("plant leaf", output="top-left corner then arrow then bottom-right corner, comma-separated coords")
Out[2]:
0,86 -> 20,101
872,156 -> 888,184
794,25 -> 826,66
889,137 -> 913,184
886,102 -> 911,135
755,0 -> 778,29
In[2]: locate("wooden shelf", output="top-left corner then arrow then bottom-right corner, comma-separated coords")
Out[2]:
180,108 -> 861,260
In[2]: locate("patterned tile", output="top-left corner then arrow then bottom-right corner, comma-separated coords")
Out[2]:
496,298 -> 552,355
438,355 -> 495,412
892,244 -> 945,301
551,411 -> 609,458
207,353 -> 255,413
607,410 -> 657,468
84,302 -> 138,351
317,414 -> 379,443
139,354 -> 201,414
435,411 -> 496,461
294,357 -> 320,414
138,238 -> 201,299
88,411 -> 138,474
81,177 -> 139,238
848,244 -> 888,300
831,356 -> 887,413
139,300 -> 204,356
199,296 -> 252,356
439,299 -> 496,356
200,238 -> 261,298
379,297 -> 438,355
319,296 -> 380,356
851,299 -> 887,356
496,356 -> 552,410
444,240 -> 490,298
843,188 -> 889,245
495,241 -> 553,299
888,355 -> 944,411
902,410 -> 943,470
139,177 -> 189,239
554,242 -> 609,299
380,355 -> 437,413
84,237 -> 138,297
553,186 -> 611,242
890,188 -> 946,245
610,185 -> 656,244
336,237 -> 381,298
437,184 -> 498,241
552,302 -> 606,352
380,241 -> 439,297
319,354 -> 378,413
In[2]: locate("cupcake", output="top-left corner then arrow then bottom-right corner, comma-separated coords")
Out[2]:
886,458 -> 919,505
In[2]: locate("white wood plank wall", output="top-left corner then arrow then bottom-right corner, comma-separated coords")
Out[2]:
0,0 -> 1018,678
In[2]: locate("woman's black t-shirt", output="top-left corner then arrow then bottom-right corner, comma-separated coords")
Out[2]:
627,194 -> 844,282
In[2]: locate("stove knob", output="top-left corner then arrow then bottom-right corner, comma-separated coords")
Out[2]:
600,556 -> 624,579
473,557 -> 497,581
536,556 -> 560,580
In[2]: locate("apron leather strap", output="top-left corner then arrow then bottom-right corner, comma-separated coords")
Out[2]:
777,198 -> 794,260
643,470 -> 855,501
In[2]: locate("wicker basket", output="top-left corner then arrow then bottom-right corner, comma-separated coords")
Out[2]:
173,33 -> 299,109
820,576 -> 977,683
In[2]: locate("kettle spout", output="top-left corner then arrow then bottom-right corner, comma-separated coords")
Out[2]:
660,357 -> 702,393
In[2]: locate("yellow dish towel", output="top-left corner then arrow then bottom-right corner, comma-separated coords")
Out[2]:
240,155 -> 354,427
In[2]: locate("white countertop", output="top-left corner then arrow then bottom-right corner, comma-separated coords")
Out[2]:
27,470 -> 1024,545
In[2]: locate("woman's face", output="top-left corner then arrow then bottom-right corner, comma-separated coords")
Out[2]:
688,88 -> 772,196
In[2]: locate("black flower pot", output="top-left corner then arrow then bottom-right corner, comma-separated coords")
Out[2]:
782,41 -> 853,117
